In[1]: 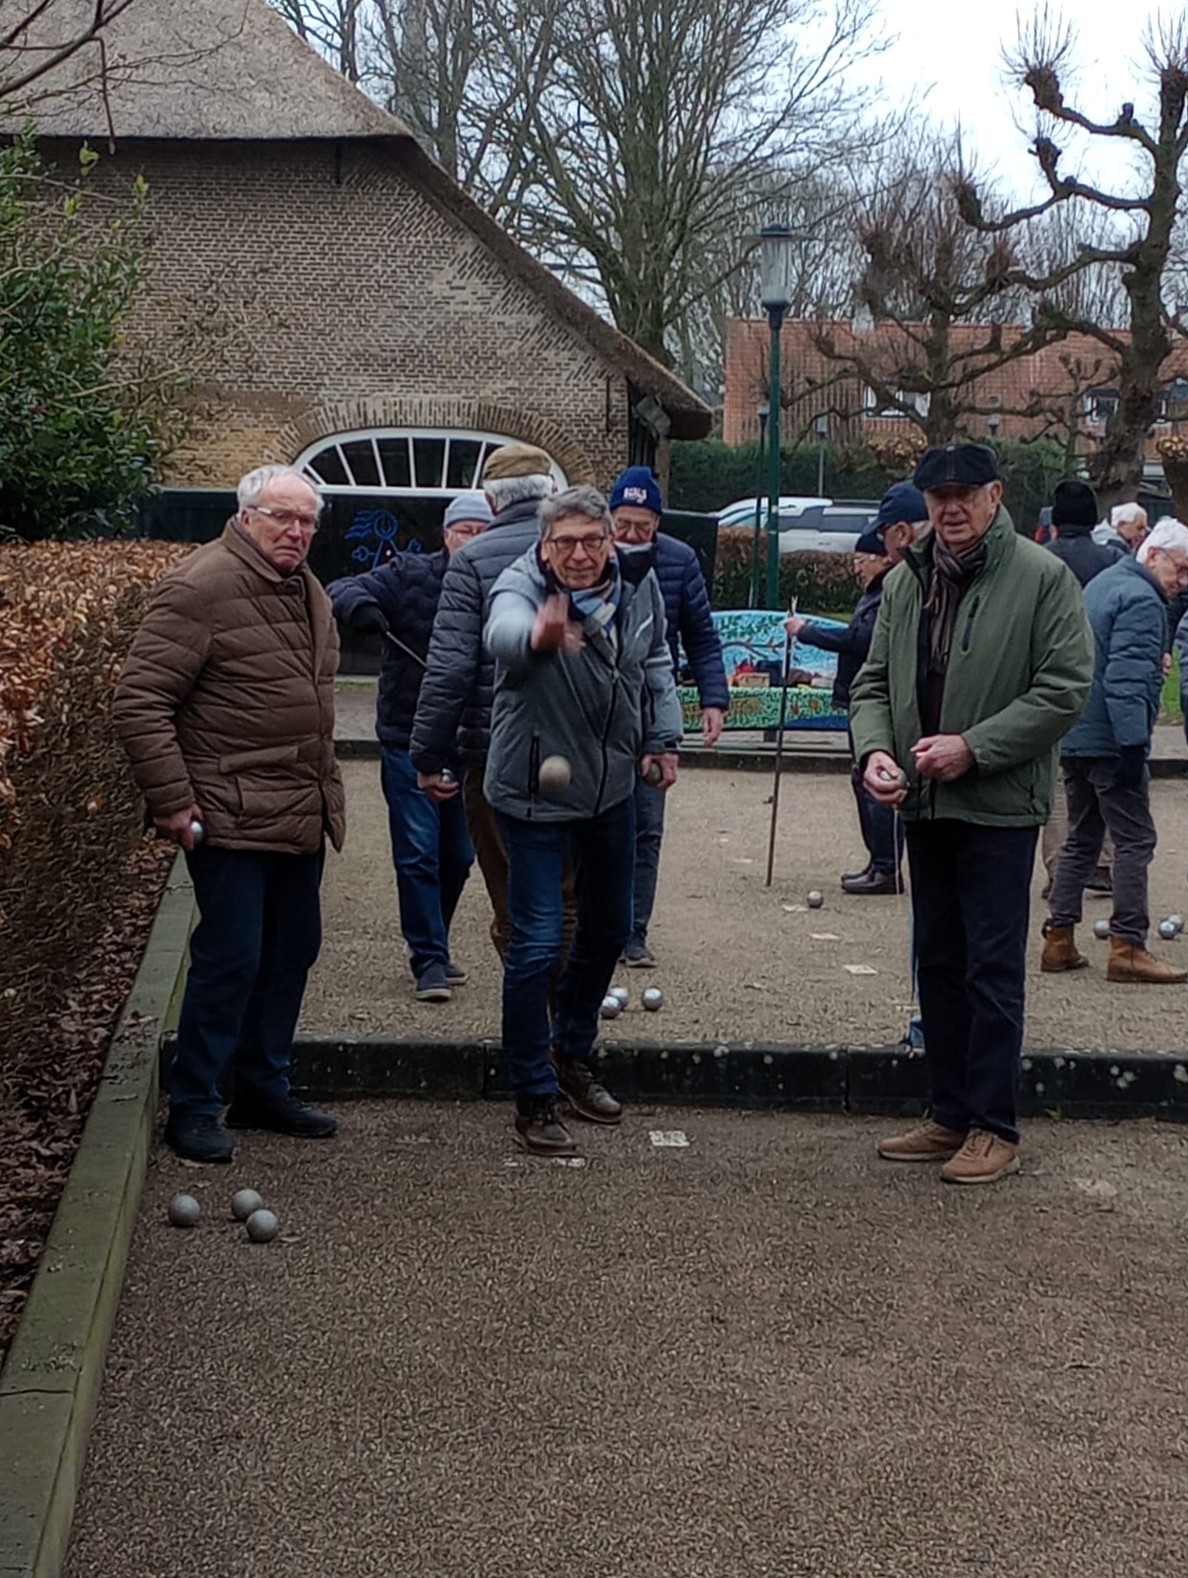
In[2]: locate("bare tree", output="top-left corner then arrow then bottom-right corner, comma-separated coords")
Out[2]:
0,0 -> 142,105
958,12 -> 1188,506
269,0 -> 365,79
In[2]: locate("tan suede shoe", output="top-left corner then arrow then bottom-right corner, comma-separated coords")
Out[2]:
1107,938 -> 1188,984
877,1120 -> 966,1162
1040,924 -> 1089,973
940,1129 -> 1020,1185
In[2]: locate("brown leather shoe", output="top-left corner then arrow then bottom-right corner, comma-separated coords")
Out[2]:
1040,923 -> 1089,973
941,1129 -> 1020,1185
1107,938 -> 1188,984
513,1099 -> 578,1157
877,1119 -> 966,1162
554,1056 -> 623,1124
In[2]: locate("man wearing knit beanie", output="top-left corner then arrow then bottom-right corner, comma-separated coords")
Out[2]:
608,465 -> 728,967
1044,480 -> 1114,589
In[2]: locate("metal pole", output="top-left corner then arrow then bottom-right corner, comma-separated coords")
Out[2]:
764,622 -> 794,886
765,306 -> 783,609
749,410 -> 768,609
817,438 -> 825,498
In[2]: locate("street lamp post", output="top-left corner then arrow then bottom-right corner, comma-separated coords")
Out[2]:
760,224 -> 795,609
814,412 -> 829,498
750,402 -> 769,608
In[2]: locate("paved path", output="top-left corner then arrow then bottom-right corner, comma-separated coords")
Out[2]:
67,1105 -> 1188,1578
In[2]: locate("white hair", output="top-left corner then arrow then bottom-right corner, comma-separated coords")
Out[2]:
1136,517 -> 1188,563
1111,501 -> 1148,530
484,473 -> 555,511
237,464 -> 323,512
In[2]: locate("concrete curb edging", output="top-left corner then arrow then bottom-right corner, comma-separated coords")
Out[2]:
0,863 -> 194,1578
261,1034 -> 1188,1123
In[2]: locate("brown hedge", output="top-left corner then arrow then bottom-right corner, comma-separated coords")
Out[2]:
0,540 -> 191,1082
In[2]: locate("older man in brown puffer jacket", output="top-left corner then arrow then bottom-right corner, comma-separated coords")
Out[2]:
114,464 -> 344,1164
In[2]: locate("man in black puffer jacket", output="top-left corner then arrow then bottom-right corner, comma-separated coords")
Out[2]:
329,492 -> 493,1003
1044,480 -> 1114,589
787,524 -> 904,895
410,442 -> 559,960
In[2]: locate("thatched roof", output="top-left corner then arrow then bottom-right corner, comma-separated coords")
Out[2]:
3,0 -> 712,438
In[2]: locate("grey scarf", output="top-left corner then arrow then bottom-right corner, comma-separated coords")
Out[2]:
926,534 -> 988,672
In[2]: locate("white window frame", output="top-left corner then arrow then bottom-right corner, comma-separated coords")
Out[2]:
862,387 -> 930,421
294,427 -> 567,494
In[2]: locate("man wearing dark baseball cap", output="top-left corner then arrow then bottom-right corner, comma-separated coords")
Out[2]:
850,442 -> 1093,1184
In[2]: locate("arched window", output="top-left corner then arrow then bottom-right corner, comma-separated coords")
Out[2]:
295,428 -> 567,493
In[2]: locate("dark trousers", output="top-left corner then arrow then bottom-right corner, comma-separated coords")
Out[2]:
906,820 -> 1038,1145
1048,757 -> 1155,945
498,797 -> 635,1098
847,731 -> 903,874
463,763 -> 575,965
628,774 -> 666,945
171,845 -> 324,1117
380,746 -> 473,976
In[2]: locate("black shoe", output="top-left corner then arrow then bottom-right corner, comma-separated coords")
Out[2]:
445,960 -> 468,986
620,940 -> 656,968
1086,872 -> 1113,896
415,960 -> 452,1002
164,1110 -> 233,1164
841,863 -> 873,884
514,1097 -> 578,1156
554,1056 -> 623,1124
224,1093 -> 338,1138
841,869 -> 904,896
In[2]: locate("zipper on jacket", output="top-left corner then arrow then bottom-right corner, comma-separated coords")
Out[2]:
527,734 -> 541,818
960,595 -> 981,655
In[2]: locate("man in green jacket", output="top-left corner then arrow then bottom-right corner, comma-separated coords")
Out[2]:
850,443 -> 1094,1184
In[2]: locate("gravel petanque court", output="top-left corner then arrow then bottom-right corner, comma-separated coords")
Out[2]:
303,758 -> 1188,1052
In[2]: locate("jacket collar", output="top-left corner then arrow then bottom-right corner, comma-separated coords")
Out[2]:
1117,551 -> 1168,602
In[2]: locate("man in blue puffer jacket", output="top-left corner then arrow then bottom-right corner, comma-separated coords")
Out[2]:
1042,517 -> 1188,984
608,465 -> 728,966
328,492 -> 492,1003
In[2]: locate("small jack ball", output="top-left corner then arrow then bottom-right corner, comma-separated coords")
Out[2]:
641,987 -> 664,1011
1159,919 -> 1178,941
231,1188 -> 265,1222
610,985 -> 630,1006
599,995 -> 622,1020
538,754 -> 572,800
245,1209 -> 280,1243
1093,919 -> 1111,940
168,1193 -> 200,1228
807,891 -> 824,909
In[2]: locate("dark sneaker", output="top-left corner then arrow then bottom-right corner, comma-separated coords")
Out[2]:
841,863 -> 873,884
841,869 -> 903,896
514,1098 -> 578,1157
445,960 -> 468,987
224,1094 -> 338,1138
163,1110 -> 233,1164
555,1056 -> 623,1125
620,940 -> 656,968
415,961 -> 452,1002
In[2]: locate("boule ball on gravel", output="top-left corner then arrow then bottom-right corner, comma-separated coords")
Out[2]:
641,986 -> 664,1011
231,1188 -> 265,1222
599,994 -> 622,1020
1093,919 -> 1111,940
1170,914 -> 1185,935
1159,919 -> 1178,941
168,1193 -> 201,1228
610,985 -> 630,1006
807,891 -> 824,909
537,754 -> 572,800
245,1208 -> 280,1244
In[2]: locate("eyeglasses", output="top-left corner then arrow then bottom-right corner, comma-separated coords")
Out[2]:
613,522 -> 658,542
444,522 -> 486,539
545,533 -> 609,556
248,505 -> 321,532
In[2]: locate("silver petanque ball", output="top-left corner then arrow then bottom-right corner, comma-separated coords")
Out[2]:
641,986 -> 664,1012
231,1188 -> 265,1222
537,754 -> 572,800
245,1209 -> 280,1244
1159,919 -> 1178,941
168,1193 -> 200,1229
1170,914 -> 1185,935
807,891 -> 824,909
610,985 -> 630,1006
440,767 -> 456,786
189,819 -> 205,844
1093,919 -> 1111,940
599,994 -> 622,1020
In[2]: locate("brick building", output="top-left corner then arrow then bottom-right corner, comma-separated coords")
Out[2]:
723,317 -> 1188,476
8,0 -> 709,539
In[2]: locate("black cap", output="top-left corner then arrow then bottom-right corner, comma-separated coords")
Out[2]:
913,443 -> 999,492
1050,479 -> 1098,529
854,526 -> 889,556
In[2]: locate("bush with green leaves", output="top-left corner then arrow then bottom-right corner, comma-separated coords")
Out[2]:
0,133 -> 185,541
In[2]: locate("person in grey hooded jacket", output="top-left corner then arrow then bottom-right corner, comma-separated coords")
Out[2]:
483,484 -> 682,1157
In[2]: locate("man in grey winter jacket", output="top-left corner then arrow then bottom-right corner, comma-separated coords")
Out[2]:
1042,517 -> 1188,985
483,485 -> 682,1157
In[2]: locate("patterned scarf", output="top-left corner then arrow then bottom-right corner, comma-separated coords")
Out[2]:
926,533 -> 988,672
540,548 -> 623,651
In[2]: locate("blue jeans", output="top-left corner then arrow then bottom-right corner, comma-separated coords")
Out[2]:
499,796 -> 635,1098
629,774 -> 666,945
381,746 -> 474,976
906,820 -> 1038,1144
172,845 -> 324,1116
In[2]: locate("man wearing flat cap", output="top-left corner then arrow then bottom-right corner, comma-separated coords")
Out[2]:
850,443 -> 1093,1184
411,442 -> 563,959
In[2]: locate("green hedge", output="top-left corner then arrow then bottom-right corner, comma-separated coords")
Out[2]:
713,529 -> 862,614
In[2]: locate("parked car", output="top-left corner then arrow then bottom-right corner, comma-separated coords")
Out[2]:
715,495 -> 879,554
715,494 -> 828,529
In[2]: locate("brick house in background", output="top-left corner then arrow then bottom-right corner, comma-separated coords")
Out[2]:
6,0 -> 709,560
723,318 -> 1188,479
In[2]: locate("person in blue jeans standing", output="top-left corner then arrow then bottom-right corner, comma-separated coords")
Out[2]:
329,493 -> 492,1002
608,466 -> 728,966
484,485 -> 683,1156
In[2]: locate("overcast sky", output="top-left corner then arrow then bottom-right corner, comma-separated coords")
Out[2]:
866,0 -> 1172,199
